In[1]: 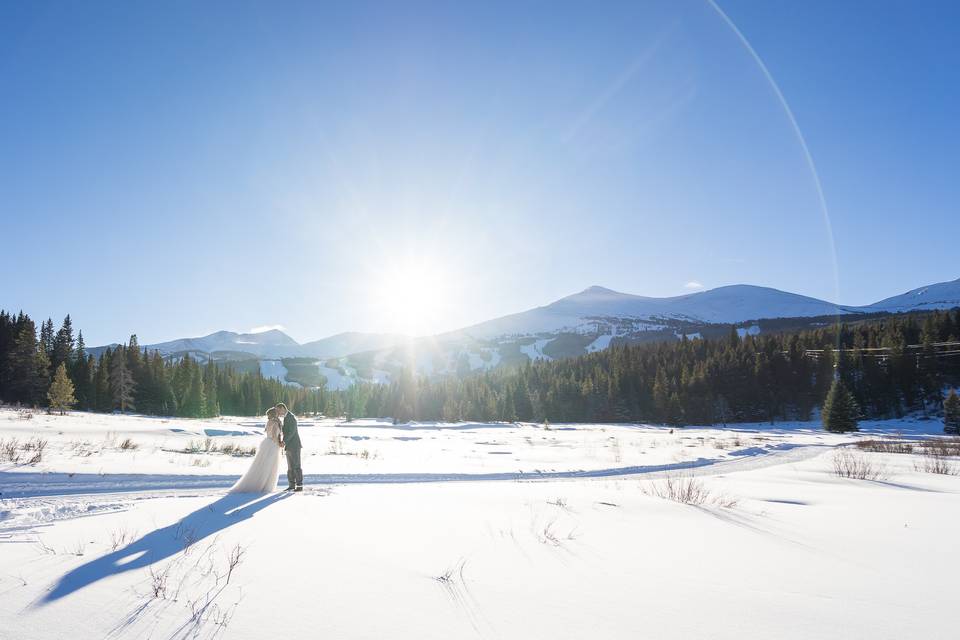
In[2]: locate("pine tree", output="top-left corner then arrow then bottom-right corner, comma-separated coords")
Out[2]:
203,362 -> 219,417
182,368 -> 206,418
93,354 -> 111,412
75,330 -> 86,361
7,319 -> 48,405
39,319 -> 54,359
110,351 -> 136,412
47,363 -> 76,415
35,346 -> 51,405
944,389 -> 960,435
51,315 -> 74,372
822,379 -> 859,433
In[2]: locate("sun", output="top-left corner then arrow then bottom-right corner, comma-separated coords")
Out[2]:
367,258 -> 456,336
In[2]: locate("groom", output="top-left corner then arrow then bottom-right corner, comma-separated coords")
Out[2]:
276,403 -> 303,492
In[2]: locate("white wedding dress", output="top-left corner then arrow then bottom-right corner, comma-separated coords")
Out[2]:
229,418 -> 282,493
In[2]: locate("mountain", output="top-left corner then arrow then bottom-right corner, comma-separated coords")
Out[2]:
862,277 -> 960,313
299,332 -> 407,358
144,329 -> 299,357
89,276 -> 960,388
455,284 -> 854,339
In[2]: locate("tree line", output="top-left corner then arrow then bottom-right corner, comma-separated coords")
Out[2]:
2,308 -> 958,428
341,309 -> 960,426
0,311 -> 333,418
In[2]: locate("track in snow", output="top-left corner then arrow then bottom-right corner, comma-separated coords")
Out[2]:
0,443 -> 829,499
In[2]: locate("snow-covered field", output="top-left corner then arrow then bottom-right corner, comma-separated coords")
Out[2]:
1,408 -> 957,639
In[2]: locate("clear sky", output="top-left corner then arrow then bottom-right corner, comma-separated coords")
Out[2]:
2,1 -> 957,346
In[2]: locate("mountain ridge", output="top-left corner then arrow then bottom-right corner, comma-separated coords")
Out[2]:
88,277 -> 960,386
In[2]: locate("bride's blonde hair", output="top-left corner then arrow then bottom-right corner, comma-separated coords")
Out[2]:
266,407 -> 278,421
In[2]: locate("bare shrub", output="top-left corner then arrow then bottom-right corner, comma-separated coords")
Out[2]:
913,452 -> 958,476
855,439 -> 914,454
174,519 -> 199,553
644,476 -> 711,505
435,558 -> 467,585
643,475 -> 739,508
919,437 -> 960,457
225,544 -> 245,584
1,437 -> 21,463
118,438 -> 138,450
23,436 -> 48,451
832,449 -> 889,481
539,521 -> 561,546
0,437 -> 48,464
148,563 -> 174,599
183,439 -> 254,456
109,527 -> 137,551
713,493 -> 740,509
547,497 -> 569,510
184,440 -> 204,454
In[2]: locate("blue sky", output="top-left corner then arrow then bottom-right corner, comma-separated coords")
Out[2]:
2,1 -> 957,345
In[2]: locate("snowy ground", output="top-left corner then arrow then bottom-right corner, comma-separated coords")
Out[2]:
1,408 -> 957,639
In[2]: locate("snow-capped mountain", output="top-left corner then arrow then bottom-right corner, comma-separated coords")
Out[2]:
138,329 -> 299,358
90,277 -> 960,388
453,284 -> 854,339
862,277 -> 960,314
299,332 -> 407,358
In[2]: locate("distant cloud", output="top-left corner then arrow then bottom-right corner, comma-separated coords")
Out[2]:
684,281 -> 705,290
249,324 -> 286,334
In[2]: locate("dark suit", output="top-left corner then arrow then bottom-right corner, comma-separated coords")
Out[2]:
281,411 -> 303,489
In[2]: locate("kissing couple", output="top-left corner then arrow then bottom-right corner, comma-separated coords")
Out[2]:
229,402 -> 303,493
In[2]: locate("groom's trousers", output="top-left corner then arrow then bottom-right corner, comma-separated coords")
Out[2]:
285,447 -> 303,488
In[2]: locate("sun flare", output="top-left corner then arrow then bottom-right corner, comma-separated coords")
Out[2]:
368,258 -> 456,336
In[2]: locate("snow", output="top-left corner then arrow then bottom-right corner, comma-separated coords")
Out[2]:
586,334 -> 613,352
865,276 -> 960,313
1,408 -> 957,639
316,364 -> 354,391
520,338 -> 554,361
258,360 -> 299,386
737,324 -> 761,338
457,284 -> 854,339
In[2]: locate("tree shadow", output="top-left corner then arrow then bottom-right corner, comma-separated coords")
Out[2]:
40,491 -> 291,604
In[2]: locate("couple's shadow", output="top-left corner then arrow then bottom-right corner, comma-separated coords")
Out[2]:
42,491 -> 291,604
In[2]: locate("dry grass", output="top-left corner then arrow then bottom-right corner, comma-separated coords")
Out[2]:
643,475 -> 739,508
919,437 -> 960,457
850,437 -> 959,477
832,449 -> 889,480
855,439 -> 914,454
1,436 -> 48,464
913,454 -> 957,475
109,527 -> 137,552
1,437 -> 21,463
184,438 -> 255,457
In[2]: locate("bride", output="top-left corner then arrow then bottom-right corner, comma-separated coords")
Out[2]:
229,407 -> 283,493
